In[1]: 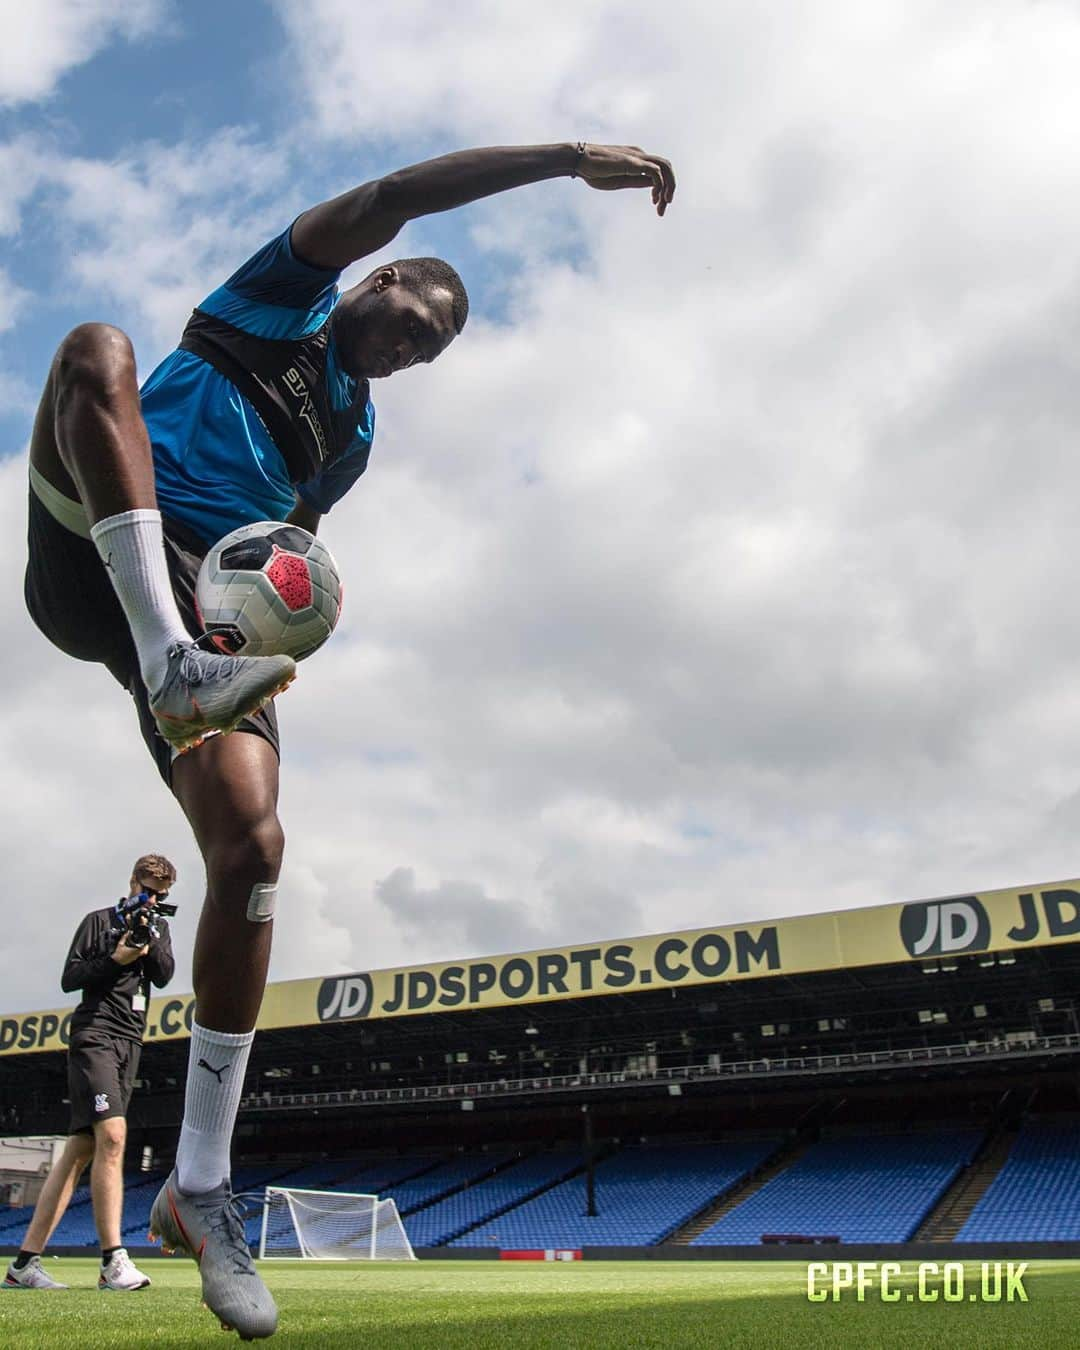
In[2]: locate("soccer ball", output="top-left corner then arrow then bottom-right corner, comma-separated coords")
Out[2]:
195,522 -> 343,661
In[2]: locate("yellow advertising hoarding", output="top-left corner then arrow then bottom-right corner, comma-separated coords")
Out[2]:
3,878 -> 1078,1057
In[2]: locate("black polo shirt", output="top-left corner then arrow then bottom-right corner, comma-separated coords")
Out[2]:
61,904 -> 175,1042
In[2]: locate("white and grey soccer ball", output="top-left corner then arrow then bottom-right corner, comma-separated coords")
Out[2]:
195,521 -> 343,661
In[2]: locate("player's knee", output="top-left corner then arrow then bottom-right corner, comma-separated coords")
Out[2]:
55,323 -> 137,402
207,813 -> 284,893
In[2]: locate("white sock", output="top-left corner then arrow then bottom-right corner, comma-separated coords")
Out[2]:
175,1022 -> 255,1195
89,509 -> 191,694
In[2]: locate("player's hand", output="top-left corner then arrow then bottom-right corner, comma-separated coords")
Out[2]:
574,144 -> 676,216
111,939 -> 148,965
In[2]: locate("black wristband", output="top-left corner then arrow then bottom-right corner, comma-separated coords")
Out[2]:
571,141 -> 587,178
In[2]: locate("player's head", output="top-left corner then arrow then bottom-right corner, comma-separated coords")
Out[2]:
331,257 -> 468,381
130,853 -> 177,902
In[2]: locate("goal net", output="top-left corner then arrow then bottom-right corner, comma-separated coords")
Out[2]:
259,1186 -> 417,1261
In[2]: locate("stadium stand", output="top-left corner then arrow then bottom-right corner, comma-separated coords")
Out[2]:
691,1130 -> 983,1245
0,1185 -> 93,1243
956,1123 -> 1080,1242
451,1141 -> 777,1249
4,880 -> 1080,1256
404,1149 -> 582,1247
248,1157 -> 370,1192
0,1172 -> 169,1249
383,1151 -> 515,1214
672,1139 -> 804,1243
271,1153 -> 442,1195
913,1127 -> 1018,1240
5,1116 -> 1080,1254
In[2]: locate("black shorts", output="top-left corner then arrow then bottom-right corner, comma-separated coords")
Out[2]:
24,489 -> 279,783
67,1031 -> 142,1134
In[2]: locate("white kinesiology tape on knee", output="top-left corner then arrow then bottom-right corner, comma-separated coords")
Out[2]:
247,882 -> 277,923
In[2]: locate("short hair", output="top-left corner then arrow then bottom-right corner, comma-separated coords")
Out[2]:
132,854 -> 177,889
395,257 -> 469,334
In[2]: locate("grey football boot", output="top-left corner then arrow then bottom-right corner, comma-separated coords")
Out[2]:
148,1169 -> 277,1339
149,642 -> 295,754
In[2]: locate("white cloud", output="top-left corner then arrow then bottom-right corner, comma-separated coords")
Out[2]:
0,138 -> 48,235
47,131 -> 298,356
0,0 -> 167,107
375,868 -> 535,954
0,128 -> 302,362
273,0 -> 665,147
0,374 -> 36,428
0,267 -> 31,334
268,0 -> 1080,957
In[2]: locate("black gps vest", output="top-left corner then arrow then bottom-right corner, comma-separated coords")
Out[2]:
178,308 -> 371,486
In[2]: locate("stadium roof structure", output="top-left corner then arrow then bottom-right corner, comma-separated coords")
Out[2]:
3,875 -> 1080,1060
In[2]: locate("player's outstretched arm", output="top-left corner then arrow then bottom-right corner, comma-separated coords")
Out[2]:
291,142 -> 676,270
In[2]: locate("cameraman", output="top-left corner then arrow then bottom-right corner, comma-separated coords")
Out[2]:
4,854 -> 176,1292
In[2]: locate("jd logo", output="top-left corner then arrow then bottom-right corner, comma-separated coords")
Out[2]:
899,896 -> 991,957
317,973 -> 373,1022
1007,890 -> 1080,943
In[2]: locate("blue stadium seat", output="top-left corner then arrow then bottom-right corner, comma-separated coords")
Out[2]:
449,1141 -> 778,1249
405,1150 -> 582,1246
691,1130 -> 982,1245
957,1124 -> 1080,1242
387,1152 -> 514,1215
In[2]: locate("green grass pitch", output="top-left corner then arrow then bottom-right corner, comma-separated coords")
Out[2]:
0,1258 -> 1076,1348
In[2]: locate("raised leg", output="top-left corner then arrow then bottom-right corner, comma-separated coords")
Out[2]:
27,325 -> 296,748
29,323 -> 157,522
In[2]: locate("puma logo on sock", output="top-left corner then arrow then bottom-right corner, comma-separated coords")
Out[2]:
197,1058 -> 230,1083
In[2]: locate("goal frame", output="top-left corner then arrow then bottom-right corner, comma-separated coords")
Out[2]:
258,1185 -> 416,1261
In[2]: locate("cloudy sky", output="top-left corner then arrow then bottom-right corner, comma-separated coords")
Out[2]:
5,0 -> 1080,1013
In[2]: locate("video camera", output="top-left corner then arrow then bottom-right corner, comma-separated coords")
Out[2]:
118,891 -> 178,949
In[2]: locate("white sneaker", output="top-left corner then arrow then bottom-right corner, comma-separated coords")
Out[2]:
3,1255 -> 68,1289
98,1247 -> 151,1291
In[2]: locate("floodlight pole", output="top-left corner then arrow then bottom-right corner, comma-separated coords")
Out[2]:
582,1103 -> 597,1217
